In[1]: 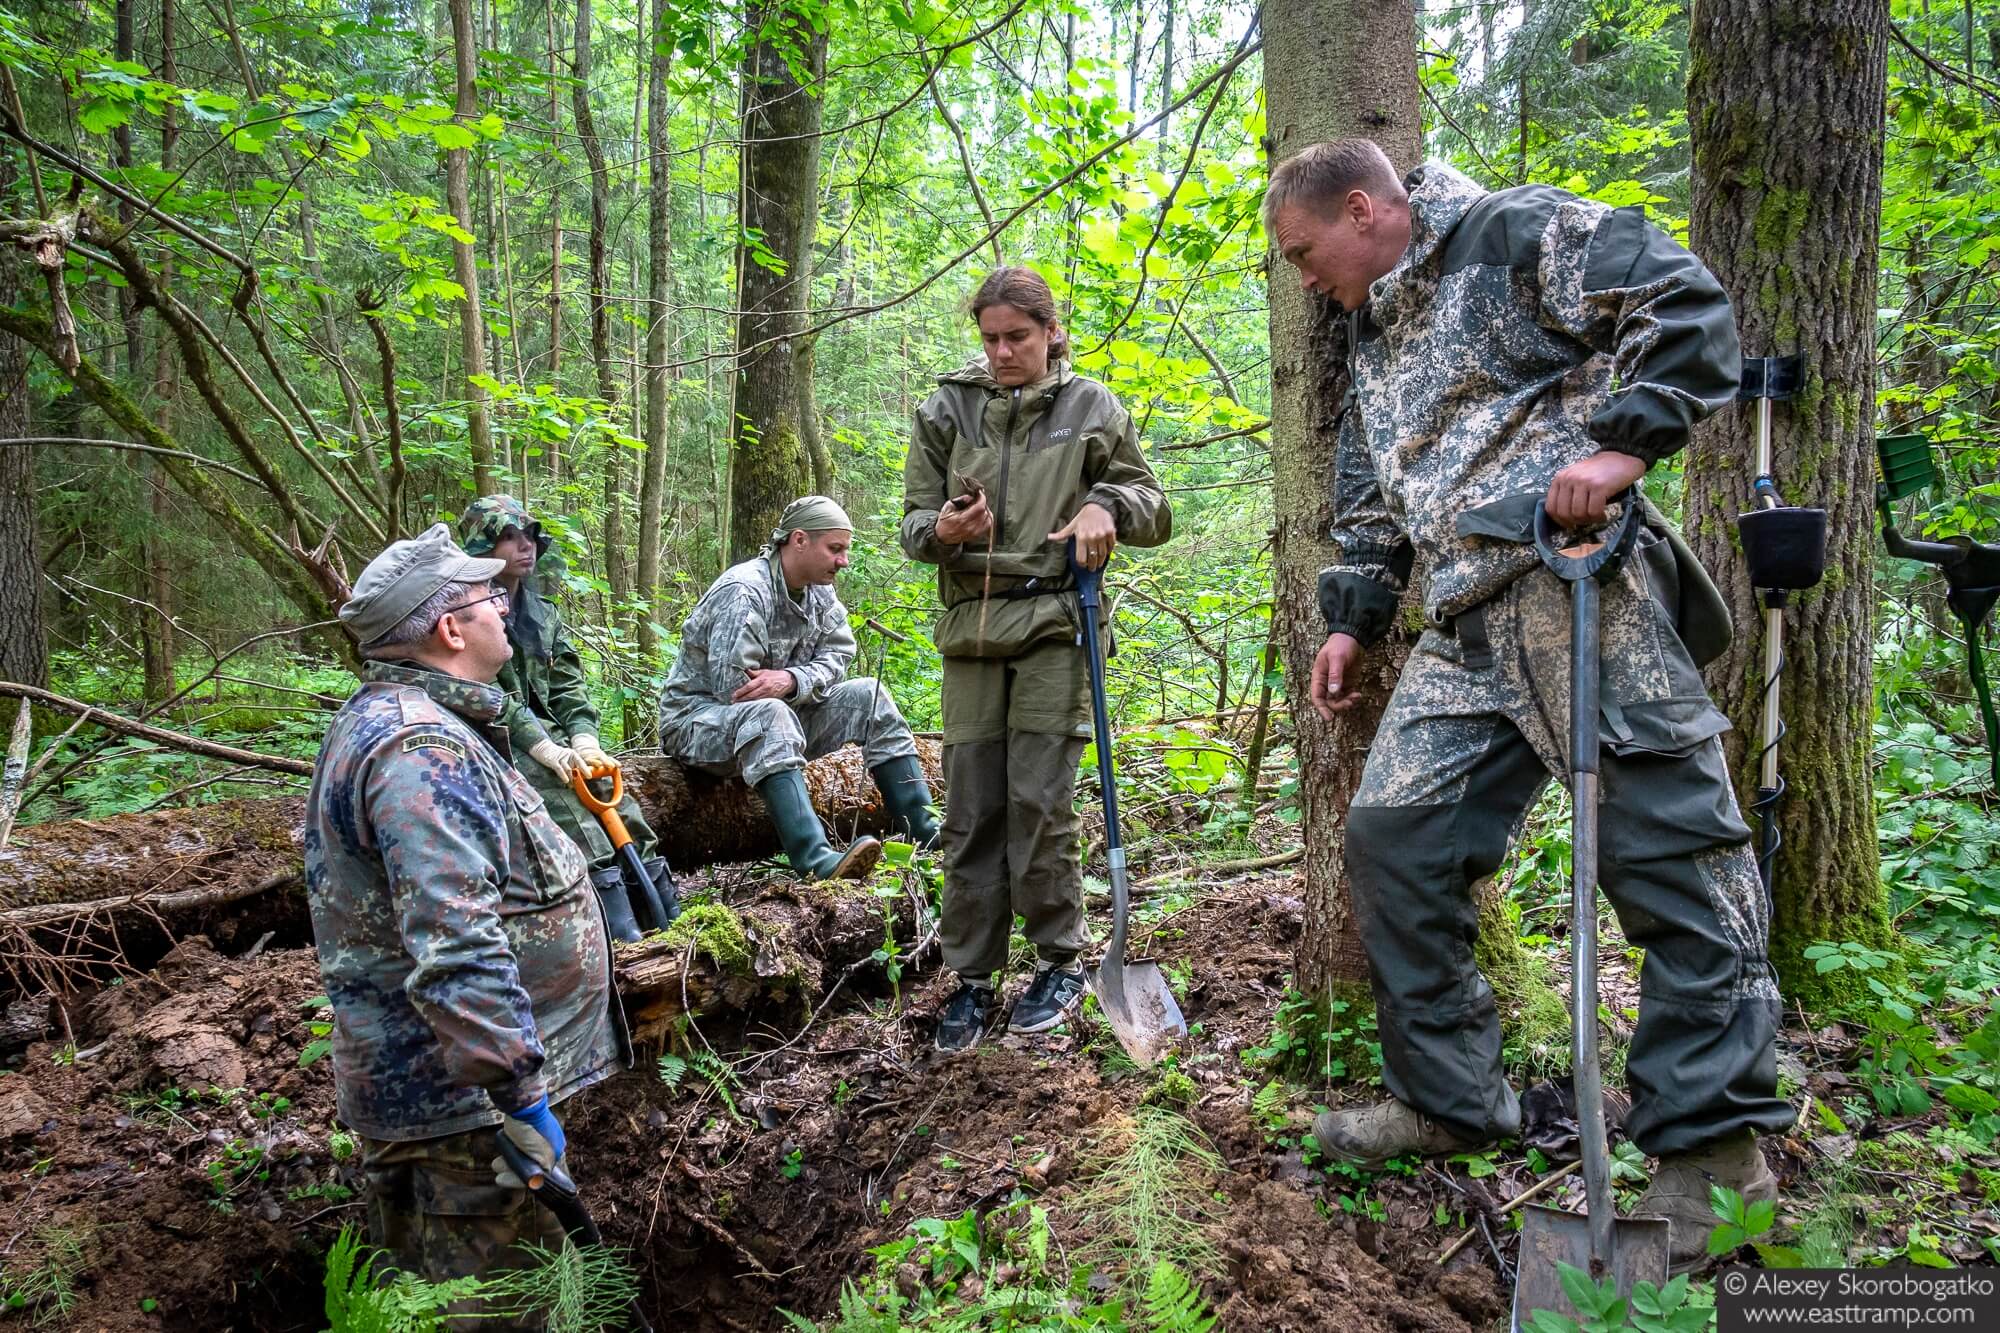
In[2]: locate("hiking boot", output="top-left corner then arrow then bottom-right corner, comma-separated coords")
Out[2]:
1312,1093 -> 1519,1168
590,865 -> 643,943
935,981 -> 995,1053
756,768 -> 883,881
1009,963 -> 1087,1034
870,754 -> 942,848
1635,1130 -> 1778,1273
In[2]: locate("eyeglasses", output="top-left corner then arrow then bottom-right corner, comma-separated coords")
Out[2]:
453,587 -> 510,616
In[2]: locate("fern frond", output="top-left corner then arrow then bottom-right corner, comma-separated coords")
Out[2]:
1143,1261 -> 1217,1333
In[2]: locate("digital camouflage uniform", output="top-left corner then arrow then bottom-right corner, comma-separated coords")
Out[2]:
304,661 -> 620,1325
457,496 -> 663,874
657,551 -> 919,784
1322,162 -> 1795,1155
901,356 -> 1171,979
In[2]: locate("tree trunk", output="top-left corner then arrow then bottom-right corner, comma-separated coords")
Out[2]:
727,3 -> 827,562
1685,0 -> 1890,1004
0,152 -> 44,690
1265,2 -> 1421,1008
637,0 -> 673,662
141,0 -> 180,705
0,743 -> 943,929
573,0 -> 626,608
543,0 -> 565,412
444,0 -> 497,494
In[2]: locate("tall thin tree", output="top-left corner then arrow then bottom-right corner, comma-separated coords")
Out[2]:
727,0 -> 827,562
1685,0 -> 1891,1000
1265,0 -> 1422,1016
445,0 -> 497,493
636,0 -> 673,664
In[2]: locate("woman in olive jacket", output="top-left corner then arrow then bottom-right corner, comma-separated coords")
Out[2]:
900,266 -> 1171,1052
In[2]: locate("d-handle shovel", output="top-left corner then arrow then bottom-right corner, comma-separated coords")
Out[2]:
1513,492 -> 1670,1330
496,1132 -> 655,1333
571,762 -> 680,941
1068,540 -> 1188,1067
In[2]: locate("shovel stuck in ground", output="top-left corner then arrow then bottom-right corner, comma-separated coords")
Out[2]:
571,761 -> 680,941
1068,540 -> 1187,1067
1513,494 -> 1670,1329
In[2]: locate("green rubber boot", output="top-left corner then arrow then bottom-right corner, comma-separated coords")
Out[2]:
755,768 -> 882,881
870,754 -> 941,848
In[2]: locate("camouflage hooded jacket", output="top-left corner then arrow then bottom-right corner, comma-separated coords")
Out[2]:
900,357 -> 1171,658
658,552 -> 855,727
457,496 -> 598,754
303,662 -> 618,1141
1320,162 -> 1742,645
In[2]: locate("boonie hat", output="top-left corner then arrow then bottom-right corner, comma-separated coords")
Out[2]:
339,523 -> 505,645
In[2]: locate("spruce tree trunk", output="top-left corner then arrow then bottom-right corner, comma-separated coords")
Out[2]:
727,3 -> 826,562
1265,1 -> 1421,1004
444,0 -> 497,493
0,166 -> 45,690
1685,0 -> 1890,1003
636,0 -> 673,665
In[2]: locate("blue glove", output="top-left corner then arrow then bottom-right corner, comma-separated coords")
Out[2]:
493,1094 -> 568,1190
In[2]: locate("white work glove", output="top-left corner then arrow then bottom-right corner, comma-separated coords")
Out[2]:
569,734 -> 616,773
528,737 -> 586,781
491,1095 -> 569,1190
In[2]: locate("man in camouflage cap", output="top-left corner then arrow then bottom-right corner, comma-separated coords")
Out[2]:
659,495 -> 936,879
305,523 -> 621,1323
1268,139 -> 1791,1267
459,495 -> 676,942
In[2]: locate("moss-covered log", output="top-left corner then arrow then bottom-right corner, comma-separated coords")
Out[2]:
0,741 -> 940,920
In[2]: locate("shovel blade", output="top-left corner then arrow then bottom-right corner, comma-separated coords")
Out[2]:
1086,957 -> 1188,1067
1511,1204 -> 1671,1331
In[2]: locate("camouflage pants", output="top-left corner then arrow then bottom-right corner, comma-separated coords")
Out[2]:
361,1125 -> 563,1331
1346,536 -> 1795,1156
659,677 -> 919,787
938,639 -> 1094,979
515,753 -> 661,873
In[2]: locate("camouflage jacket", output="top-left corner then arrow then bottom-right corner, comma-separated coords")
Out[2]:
493,573 -> 597,755
901,357 -> 1171,658
658,553 -> 856,724
1321,162 -> 1742,645
303,662 -> 617,1142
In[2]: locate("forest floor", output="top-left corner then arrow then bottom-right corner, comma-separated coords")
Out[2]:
0,838 -> 1995,1331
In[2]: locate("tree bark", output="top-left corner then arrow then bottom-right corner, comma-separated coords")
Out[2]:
142,0 -> 180,705
1265,2 -> 1421,1002
727,3 -> 827,562
0,742 -> 942,919
637,0 -> 674,662
445,0 -> 498,493
0,151 -> 44,690
1685,0 -> 1890,1001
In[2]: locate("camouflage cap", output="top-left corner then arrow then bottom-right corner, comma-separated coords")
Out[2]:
458,494 -> 549,559
339,523 -> 505,644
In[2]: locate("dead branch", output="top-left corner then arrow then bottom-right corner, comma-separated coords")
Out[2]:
0,700 -> 30,849
0,436 -> 260,484
0,186 -> 82,373
357,288 -> 407,538
0,682 -> 314,776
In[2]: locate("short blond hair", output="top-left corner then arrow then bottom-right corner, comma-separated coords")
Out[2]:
1264,139 -> 1405,229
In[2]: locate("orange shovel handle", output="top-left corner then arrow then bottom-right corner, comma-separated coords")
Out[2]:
569,762 -> 632,851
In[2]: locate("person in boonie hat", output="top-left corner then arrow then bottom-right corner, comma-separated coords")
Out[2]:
457,495 -> 679,942
658,494 -> 938,881
306,523 -> 620,1316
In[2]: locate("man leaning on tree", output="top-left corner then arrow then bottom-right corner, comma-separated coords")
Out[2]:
1266,138 -> 1794,1270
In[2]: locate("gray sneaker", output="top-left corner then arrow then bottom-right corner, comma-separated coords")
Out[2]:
1009,964 -> 1086,1034
1635,1130 -> 1779,1273
1312,1095 -> 1515,1167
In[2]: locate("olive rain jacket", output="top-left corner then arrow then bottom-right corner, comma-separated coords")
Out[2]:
900,356 -> 1171,658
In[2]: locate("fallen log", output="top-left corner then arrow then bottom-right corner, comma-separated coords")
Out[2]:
0,741 -> 940,937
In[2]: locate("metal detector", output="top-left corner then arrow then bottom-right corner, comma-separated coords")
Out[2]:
1734,355 -> 1829,903
1877,433 -> 2000,787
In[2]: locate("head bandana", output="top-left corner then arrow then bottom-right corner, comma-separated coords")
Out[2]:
763,495 -> 854,555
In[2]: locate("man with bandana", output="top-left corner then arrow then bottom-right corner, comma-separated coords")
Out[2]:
458,495 -> 675,941
659,495 -> 938,879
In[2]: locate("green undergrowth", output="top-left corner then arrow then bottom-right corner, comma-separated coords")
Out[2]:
320,1225 -> 639,1333
785,1108 -> 1226,1332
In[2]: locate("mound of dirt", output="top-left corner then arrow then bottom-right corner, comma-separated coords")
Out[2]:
1,878 -> 1488,1332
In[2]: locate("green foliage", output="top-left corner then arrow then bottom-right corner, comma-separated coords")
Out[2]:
1521,1268 -> 1709,1333
0,1226 -> 90,1326
321,1226 -> 639,1333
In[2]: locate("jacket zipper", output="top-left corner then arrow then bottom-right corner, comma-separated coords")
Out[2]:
995,387 -> 1020,543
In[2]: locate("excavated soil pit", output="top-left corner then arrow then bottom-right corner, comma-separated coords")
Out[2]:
0,879 -> 1495,1331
